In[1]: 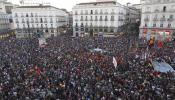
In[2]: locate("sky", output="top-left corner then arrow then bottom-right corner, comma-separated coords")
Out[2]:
8,0 -> 140,11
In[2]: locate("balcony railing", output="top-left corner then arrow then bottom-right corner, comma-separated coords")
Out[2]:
144,11 -> 151,13
118,19 -> 124,21
22,21 -> 25,23
167,18 -> 174,22
16,21 -> 19,23
160,17 -> 166,21
35,21 -> 39,23
119,12 -> 124,15
154,9 -> 159,13
104,12 -> 108,14
30,21 -> 34,23
100,12 -> 103,14
44,21 -> 47,23
153,18 -> 158,21
21,15 -> 24,17
111,12 -> 115,14
144,18 -> 149,21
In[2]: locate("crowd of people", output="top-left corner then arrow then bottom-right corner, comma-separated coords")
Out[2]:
0,34 -> 175,100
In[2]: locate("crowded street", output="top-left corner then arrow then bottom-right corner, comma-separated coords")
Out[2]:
0,34 -> 175,99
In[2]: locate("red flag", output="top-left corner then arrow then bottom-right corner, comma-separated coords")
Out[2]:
157,41 -> 163,48
35,66 -> 41,76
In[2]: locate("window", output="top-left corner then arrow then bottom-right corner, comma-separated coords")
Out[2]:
100,16 -> 102,21
105,16 -> 108,21
16,19 -> 19,23
32,24 -> 34,28
145,24 -> 147,27
160,24 -> 163,27
23,24 -> 25,28
104,28 -> 108,32
26,14 -> 29,17
163,6 -> 166,12
91,10 -> 93,14
95,10 -> 98,14
170,15 -> 173,19
41,24 -> 43,28
81,10 -> 83,14
75,11 -> 78,15
110,29 -> 114,32
100,9 -> 103,14
95,16 -> 98,21
81,16 -> 83,21
40,18 -> 43,23
85,16 -> 88,21
95,29 -> 98,32
51,24 -> 53,28
90,16 -> 93,21
31,13 -> 33,17
111,16 -> 114,21
76,28 -> 79,31
168,24 -> 171,27
85,10 -> 88,14
50,18 -> 53,23
81,23 -> 84,27
15,13 -> 18,17
153,24 -> 156,27
75,23 -> 78,27
17,24 -> 19,28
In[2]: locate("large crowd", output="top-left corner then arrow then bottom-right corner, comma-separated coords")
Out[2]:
0,35 -> 175,100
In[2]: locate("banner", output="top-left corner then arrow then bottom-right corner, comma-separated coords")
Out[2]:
39,38 -> 47,47
113,57 -> 117,68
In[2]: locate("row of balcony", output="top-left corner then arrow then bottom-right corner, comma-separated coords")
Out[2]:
144,18 -> 174,22
143,10 -> 175,13
15,15 -> 55,18
19,26 -> 54,29
74,12 -> 123,15
75,19 -> 123,21
17,21 -> 54,23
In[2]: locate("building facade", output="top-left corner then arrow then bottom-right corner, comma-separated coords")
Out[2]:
125,6 -> 141,24
0,0 -> 18,31
72,1 -> 126,37
0,11 -> 10,35
12,5 -> 69,38
140,0 -> 175,41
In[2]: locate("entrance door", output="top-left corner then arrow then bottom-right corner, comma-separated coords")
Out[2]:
90,29 -> 93,37
76,33 -> 79,37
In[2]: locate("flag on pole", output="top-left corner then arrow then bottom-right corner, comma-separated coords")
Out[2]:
113,57 -> 117,68
39,38 -> 47,47
157,41 -> 163,49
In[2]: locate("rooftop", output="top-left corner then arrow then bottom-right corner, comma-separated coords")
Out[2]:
77,1 -> 117,5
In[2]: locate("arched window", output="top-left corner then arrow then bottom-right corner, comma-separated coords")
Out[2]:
40,18 -> 43,23
163,6 -> 166,12
75,23 -> 78,27
26,13 -> 29,17
91,10 -> 93,14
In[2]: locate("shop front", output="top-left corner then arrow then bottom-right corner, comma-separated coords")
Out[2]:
140,28 -> 174,41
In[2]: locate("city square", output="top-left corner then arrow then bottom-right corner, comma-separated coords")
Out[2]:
0,0 -> 175,99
